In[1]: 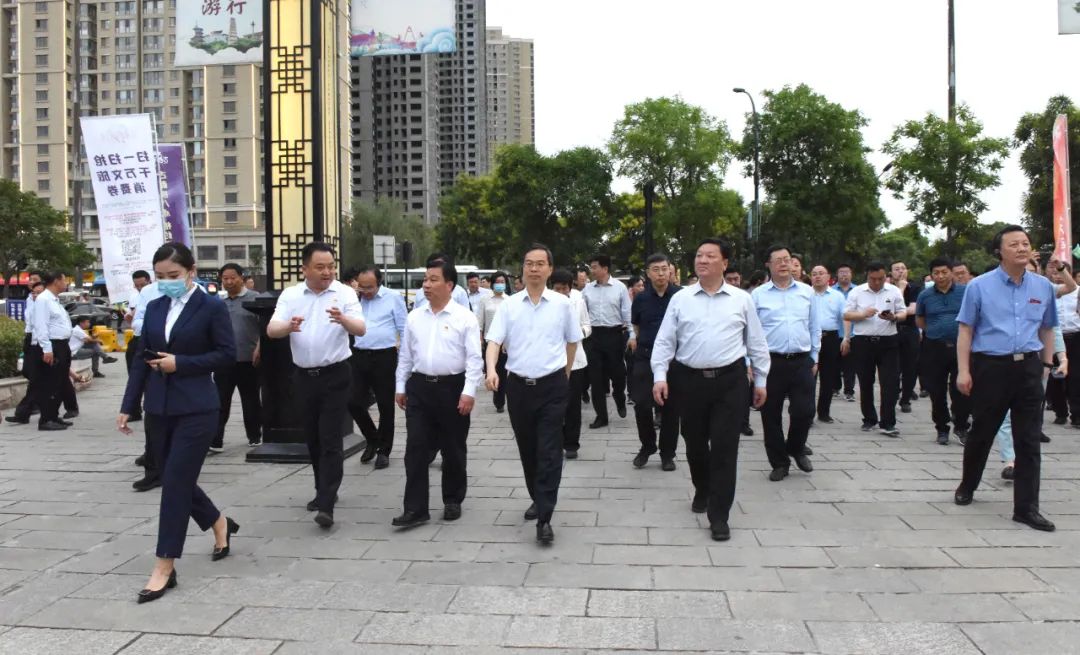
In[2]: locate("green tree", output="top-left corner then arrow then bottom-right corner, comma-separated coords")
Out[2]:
340,199 -> 435,270
435,174 -> 513,268
739,84 -> 886,267
609,97 -> 739,265
883,104 -> 1009,252
866,222 -> 931,274
0,179 -> 94,298
1014,95 -> 1080,249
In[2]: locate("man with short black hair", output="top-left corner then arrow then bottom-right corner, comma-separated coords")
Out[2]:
465,271 -> 492,311
631,253 -> 681,470
843,262 -> 907,438
268,242 -> 366,528
32,271 -> 73,431
916,257 -> 969,445
652,238 -> 770,541
413,253 -> 471,311
485,244 -> 583,544
753,246 -> 819,481
833,264 -> 857,401
213,263 -> 263,451
582,253 -> 631,428
350,266 -> 407,469
954,225 -> 1057,531
392,259 -> 482,528
6,273 -> 43,425
552,269 -> 591,459
724,267 -> 742,289
952,262 -> 973,286
811,264 -> 845,424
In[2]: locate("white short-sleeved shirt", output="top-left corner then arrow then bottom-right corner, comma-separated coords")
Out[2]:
271,280 -> 364,368
395,301 -> 484,397
485,288 -> 583,379
844,282 -> 906,337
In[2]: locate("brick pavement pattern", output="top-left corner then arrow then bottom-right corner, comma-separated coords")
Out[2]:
2,371 -> 1080,653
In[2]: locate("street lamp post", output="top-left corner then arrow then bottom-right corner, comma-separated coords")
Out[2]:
733,88 -> 761,260
643,182 -> 656,257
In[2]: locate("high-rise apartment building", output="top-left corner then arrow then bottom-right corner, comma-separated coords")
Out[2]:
350,0 -> 488,225
485,26 -> 533,166
0,0 -> 300,281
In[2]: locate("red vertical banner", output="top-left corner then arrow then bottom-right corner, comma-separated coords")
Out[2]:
1053,114 -> 1072,262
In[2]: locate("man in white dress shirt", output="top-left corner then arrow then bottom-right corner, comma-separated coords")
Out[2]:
582,254 -> 632,428
391,260 -> 483,528
6,273 -> 42,425
485,244 -> 583,544
652,238 -> 771,541
268,242 -> 366,529
552,269 -> 592,459
842,262 -> 908,438
31,271 -> 74,431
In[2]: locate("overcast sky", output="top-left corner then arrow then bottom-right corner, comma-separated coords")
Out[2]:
486,0 -> 1080,234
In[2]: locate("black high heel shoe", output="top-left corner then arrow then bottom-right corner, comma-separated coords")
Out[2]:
212,517 -> 240,561
136,569 -> 177,604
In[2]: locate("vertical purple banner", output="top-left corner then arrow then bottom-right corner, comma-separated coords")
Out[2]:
156,144 -> 192,247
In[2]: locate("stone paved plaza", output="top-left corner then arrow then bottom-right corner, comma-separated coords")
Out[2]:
2,369 -> 1080,654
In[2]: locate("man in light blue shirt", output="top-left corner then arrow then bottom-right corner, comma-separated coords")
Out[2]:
954,225 -> 1057,532
752,246 -> 820,481
811,264 -> 846,424
832,263 -> 858,400
349,266 -> 407,469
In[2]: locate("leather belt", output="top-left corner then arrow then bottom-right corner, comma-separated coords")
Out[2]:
412,372 -> 465,383
770,351 -> 809,360
973,352 -> 1038,363
297,360 -> 349,376
508,370 -> 563,386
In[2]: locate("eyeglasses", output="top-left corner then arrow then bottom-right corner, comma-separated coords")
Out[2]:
523,260 -> 548,269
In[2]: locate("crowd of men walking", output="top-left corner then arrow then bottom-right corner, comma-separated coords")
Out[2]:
3,224 -> 1071,601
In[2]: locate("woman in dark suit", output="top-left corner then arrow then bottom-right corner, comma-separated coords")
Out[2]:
118,242 -> 240,603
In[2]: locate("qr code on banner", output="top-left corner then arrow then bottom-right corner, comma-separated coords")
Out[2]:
121,237 -> 140,259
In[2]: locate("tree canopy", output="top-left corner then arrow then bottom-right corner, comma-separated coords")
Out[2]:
0,179 -> 94,298
1014,95 -> 1080,248
340,199 -> 435,270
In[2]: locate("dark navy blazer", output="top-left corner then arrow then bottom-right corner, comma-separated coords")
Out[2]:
121,289 -> 236,416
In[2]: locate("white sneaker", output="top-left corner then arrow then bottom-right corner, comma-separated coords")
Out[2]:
208,446 -> 224,454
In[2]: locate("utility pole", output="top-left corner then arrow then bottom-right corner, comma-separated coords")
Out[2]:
71,0 -> 84,287
733,88 -> 761,260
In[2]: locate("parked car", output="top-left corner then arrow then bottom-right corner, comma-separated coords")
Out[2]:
64,301 -> 123,328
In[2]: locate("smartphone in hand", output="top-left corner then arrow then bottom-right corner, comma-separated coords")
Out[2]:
142,349 -> 162,362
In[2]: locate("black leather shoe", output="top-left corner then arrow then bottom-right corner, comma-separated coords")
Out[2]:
741,425 -> 754,437
38,421 -> 68,431
632,448 -> 655,468
132,476 -> 161,492
496,406 -> 505,413
443,503 -> 462,521
359,444 -> 377,464
62,410 -> 79,419
861,422 -> 877,432
817,416 -> 834,424
392,510 -> 430,528
954,488 -> 973,506
134,454 -> 146,467
1054,416 -> 1068,425
616,403 -> 627,419
536,521 -> 554,544
1041,433 -> 1052,443
589,419 -> 608,429
711,522 -> 731,541
691,495 -> 707,513
58,419 -> 74,427
314,511 -> 334,528
374,454 -> 390,469
937,432 -> 950,445
524,503 -> 538,521
794,454 -> 813,473
4,416 -> 29,425
306,494 -> 338,512
137,569 -> 176,604
1001,465 -> 1015,480
1013,510 -> 1055,532
212,517 -> 240,561
661,457 -> 676,472
803,445 -> 813,456
564,450 -> 578,460
900,403 -> 912,414
768,467 -> 789,482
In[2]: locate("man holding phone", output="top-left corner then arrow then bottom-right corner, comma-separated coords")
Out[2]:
843,262 -> 907,437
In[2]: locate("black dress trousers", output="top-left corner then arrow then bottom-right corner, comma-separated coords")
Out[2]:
294,360 -> 352,513
507,370 -> 568,523
402,373 -> 469,514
